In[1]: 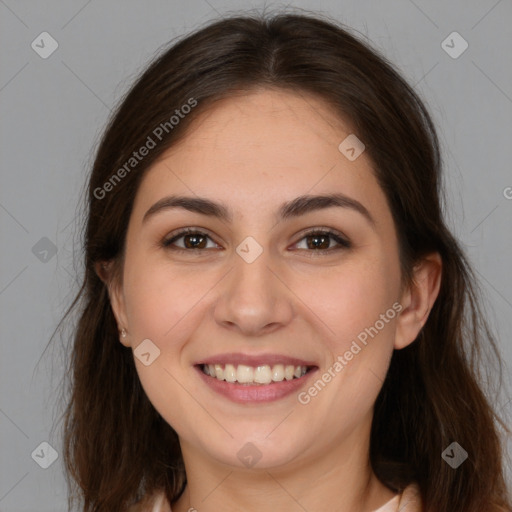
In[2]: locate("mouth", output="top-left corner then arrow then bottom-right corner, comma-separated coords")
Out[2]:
198,363 -> 313,385
194,355 -> 318,403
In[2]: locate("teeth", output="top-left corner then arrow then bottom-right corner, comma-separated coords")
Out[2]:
272,364 -> 285,382
254,365 -> 272,383
284,365 -> 295,381
224,364 -> 237,383
236,364 -> 254,383
201,363 -> 309,384
214,364 -> 224,380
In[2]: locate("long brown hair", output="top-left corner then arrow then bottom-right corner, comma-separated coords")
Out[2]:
59,10 -> 511,511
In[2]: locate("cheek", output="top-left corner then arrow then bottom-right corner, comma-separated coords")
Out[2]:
292,251 -> 400,420
293,253 -> 401,356
320,259 -> 400,403
121,259 -> 212,432
122,255 -> 212,343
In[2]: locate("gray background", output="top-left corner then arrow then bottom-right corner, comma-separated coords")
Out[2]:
1,1 -> 511,510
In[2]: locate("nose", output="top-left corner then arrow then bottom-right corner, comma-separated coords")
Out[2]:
213,247 -> 295,337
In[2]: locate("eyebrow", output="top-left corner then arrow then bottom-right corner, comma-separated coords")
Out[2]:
142,193 -> 375,227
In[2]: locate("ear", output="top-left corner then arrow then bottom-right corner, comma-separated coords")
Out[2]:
394,252 -> 442,350
94,261 -> 131,347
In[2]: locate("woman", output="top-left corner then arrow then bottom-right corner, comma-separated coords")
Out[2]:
61,11 -> 511,512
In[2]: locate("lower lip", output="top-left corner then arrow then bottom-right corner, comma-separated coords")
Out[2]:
195,366 -> 318,404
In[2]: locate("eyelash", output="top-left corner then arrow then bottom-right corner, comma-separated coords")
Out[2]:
161,227 -> 352,256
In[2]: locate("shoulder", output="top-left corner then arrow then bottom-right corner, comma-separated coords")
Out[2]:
127,490 -> 172,512
397,483 -> 423,511
374,483 -> 422,512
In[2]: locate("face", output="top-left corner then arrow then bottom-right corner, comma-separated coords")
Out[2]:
108,88 -> 418,471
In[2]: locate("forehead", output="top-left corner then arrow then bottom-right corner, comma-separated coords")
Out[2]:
132,88 -> 389,227
168,87 -> 353,166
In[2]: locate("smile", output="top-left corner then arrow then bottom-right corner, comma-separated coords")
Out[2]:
201,363 -> 310,385
194,354 -> 318,403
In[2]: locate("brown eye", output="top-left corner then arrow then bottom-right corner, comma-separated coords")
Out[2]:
305,233 -> 330,250
182,233 -> 207,249
161,227 -> 351,255
162,229 -> 219,251
294,229 -> 351,253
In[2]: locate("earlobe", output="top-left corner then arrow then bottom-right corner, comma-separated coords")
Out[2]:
394,252 -> 442,350
108,279 -> 131,347
94,260 -> 131,347
94,261 -> 110,283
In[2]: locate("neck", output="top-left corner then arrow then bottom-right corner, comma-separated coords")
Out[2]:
171,423 -> 396,512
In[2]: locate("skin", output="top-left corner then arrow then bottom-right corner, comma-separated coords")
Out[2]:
102,88 -> 441,512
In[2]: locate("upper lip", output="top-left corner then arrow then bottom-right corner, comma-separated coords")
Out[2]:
195,352 -> 317,368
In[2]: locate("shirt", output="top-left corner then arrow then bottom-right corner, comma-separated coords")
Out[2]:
374,483 -> 422,511
132,483 -> 422,512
